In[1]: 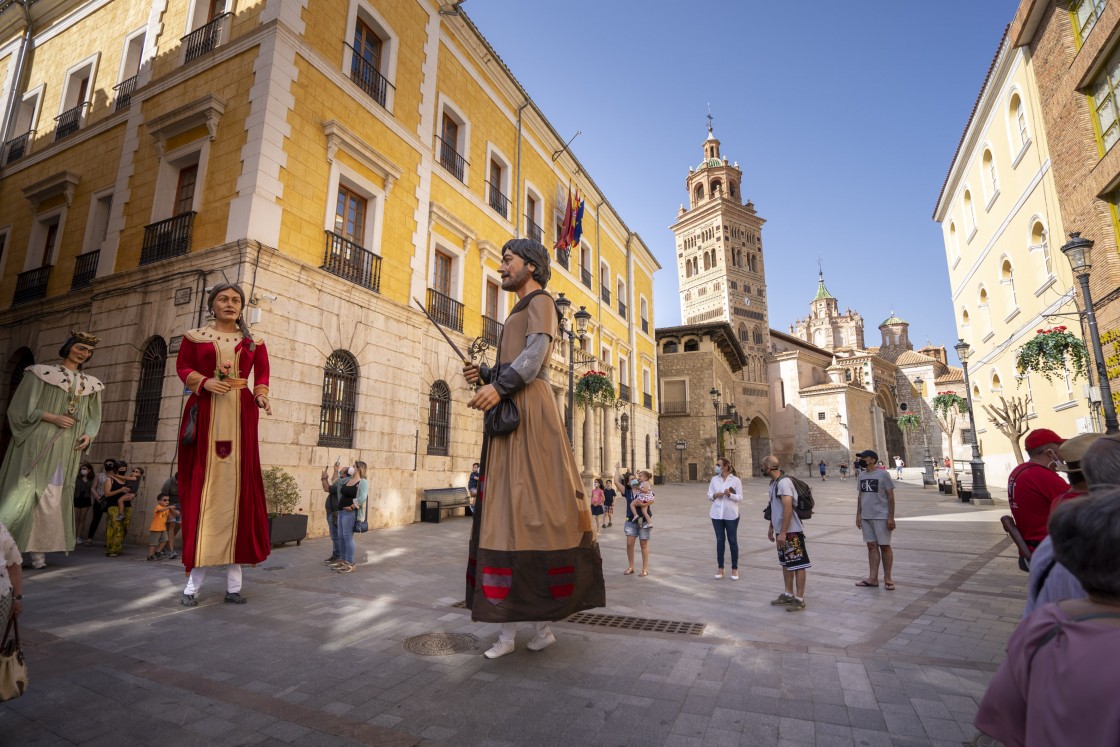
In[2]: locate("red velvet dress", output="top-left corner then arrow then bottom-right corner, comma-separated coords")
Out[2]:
176,327 -> 271,573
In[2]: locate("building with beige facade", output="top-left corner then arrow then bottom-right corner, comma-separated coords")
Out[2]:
0,0 -> 659,541
935,22 -> 1097,485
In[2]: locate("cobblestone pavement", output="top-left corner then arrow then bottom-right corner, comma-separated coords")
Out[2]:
1,469 -> 1019,746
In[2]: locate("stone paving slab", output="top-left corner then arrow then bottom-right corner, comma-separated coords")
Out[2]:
0,473 -> 1021,745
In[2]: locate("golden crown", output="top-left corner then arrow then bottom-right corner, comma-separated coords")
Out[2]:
69,330 -> 100,346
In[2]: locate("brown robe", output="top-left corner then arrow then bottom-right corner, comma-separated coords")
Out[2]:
465,290 -> 606,621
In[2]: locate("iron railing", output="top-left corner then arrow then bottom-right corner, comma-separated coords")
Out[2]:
555,246 -> 569,270
643,392 -> 652,409
182,13 -> 230,63
427,287 -> 464,333
54,104 -> 88,141
71,251 -> 100,290
4,131 -> 33,164
140,212 -> 195,266
618,300 -> 627,319
619,383 -> 631,403
436,135 -> 467,182
662,400 -> 688,415
131,338 -> 167,442
641,317 -> 649,334
114,76 -> 138,111
580,266 -> 592,288
322,230 -> 381,292
526,217 -> 542,243
600,285 -> 611,304
482,315 -> 503,347
13,266 -> 52,306
486,181 -> 509,219
346,42 -> 393,108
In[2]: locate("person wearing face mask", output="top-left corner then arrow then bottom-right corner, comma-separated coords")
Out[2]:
102,461 -> 134,557
1007,429 -> 1070,572
73,462 -> 95,545
332,462 -> 368,573
616,463 -> 651,577
708,458 -> 742,580
86,458 -> 116,545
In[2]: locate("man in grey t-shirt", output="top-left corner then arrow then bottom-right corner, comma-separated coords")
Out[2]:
855,450 -> 896,590
763,455 -> 810,611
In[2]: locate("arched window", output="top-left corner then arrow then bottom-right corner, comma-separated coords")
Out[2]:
703,253 -> 711,271
319,350 -> 359,447
991,371 -> 1003,395
729,181 -> 737,198
963,189 -> 976,234
1030,220 -> 1051,278
685,261 -> 692,278
978,286 -> 993,335
1000,258 -> 1017,309
663,341 -> 678,354
683,339 -> 699,352
710,179 -> 722,195
427,380 -> 451,455
982,149 -> 999,201
694,184 -> 704,202
1010,93 -> 1029,149
738,326 -> 748,343
131,337 -> 167,442
753,327 -> 763,345
961,307 -> 970,326
949,221 -> 959,262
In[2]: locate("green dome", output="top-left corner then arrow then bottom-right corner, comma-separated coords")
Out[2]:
880,311 -> 907,326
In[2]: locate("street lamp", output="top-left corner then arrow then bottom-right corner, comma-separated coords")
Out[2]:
913,376 -> 936,487
1060,232 -> 1119,434
555,293 -> 591,445
953,339 -> 993,503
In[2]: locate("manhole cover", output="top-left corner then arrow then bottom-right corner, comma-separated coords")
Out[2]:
566,612 -> 705,636
403,632 -> 478,656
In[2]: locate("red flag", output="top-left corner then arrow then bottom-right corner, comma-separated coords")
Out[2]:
554,185 -> 573,251
562,188 -> 579,249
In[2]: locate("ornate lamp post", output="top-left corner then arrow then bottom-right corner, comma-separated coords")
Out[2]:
1060,232 -> 1119,434
913,376 -> 936,486
953,339 -> 993,503
555,293 -> 591,445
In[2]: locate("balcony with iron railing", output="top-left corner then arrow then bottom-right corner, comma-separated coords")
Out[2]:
141,212 -> 195,266
71,251 -> 100,290
619,383 -> 631,403
643,392 -> 652,409
436,135 -> 467,182
600,285 -> 610,304
12,265 -> 52,306
641,317 -> 649,334
114,76 -> 138,111
555,246 -> 569,270
323,230 -> 381,292
618,300 -> 627,319
662,400 -> 689,415
182,13 -> 231,64
427,288 -> 464,333
482,315 -> 503,347
54,103 -> 89,141
346,43 -> 393,108
486,181 -> 510,219
4,131 -> 33,164
526,217 -> 542,243
580,266 -> 592,288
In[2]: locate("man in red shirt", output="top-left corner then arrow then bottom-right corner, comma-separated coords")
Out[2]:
1008,428 -> 1069,571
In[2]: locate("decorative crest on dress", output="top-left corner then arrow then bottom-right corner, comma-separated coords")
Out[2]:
69,330 -> 100,346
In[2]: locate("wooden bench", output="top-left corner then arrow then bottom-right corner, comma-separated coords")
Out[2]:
421,487 -> 472,523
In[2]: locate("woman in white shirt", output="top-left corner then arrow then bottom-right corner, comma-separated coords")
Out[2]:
708,457 -> 744,580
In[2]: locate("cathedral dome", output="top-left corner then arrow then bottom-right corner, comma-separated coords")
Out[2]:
879,312 -> 907,326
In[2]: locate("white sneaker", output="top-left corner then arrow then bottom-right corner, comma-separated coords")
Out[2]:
526,629 -> 556,652
483,639 -> 515,659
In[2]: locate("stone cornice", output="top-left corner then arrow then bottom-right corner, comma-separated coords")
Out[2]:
144,94 -> 227,158
22,170 -> 80,211
323,119 -> 403,196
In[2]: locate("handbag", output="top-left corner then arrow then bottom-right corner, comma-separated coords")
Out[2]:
0,614 -> 28,701
483,322 -> 519,437
180,402 -> 199,446
353,504 -> 368,534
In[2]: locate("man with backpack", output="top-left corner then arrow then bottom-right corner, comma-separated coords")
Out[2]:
763,456 -> 811,611
854,450 -> 897,591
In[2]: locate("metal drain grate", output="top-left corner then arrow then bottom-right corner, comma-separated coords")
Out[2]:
403,632 -> 478,656
565,612 -> 705,636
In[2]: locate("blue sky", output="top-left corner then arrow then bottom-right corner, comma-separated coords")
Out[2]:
465,0 -> 1020,361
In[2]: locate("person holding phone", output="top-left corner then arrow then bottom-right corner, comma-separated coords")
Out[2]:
708,457 -> 743,580
320,457 -> 345,564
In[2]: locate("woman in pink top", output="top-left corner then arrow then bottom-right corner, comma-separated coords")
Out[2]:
974,490 -> 1120,747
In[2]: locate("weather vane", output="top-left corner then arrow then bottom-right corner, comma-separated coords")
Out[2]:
706,103 -> 713,133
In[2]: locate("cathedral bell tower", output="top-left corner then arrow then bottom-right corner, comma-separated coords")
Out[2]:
670,123 -> 770,385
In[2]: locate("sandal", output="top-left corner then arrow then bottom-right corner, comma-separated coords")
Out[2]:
884,582 -> 896,591
639,569 -> 648,577
854,580 -> 879,588
623,567 -> 635,575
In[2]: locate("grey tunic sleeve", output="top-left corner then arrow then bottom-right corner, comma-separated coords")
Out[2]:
491,333 -> 550,397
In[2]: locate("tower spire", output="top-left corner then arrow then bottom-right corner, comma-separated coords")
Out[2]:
706,103 -> 713,134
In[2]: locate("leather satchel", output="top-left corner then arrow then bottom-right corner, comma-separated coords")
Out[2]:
483,323 -> 519,437
0,615 -> 28,701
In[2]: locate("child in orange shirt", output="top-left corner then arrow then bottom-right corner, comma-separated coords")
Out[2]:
147,496 -> 179,561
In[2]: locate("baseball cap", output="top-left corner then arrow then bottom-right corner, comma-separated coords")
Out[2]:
856,450 -> 879,461
1059,433 -> 1103,472
1024,428 -> 1065,452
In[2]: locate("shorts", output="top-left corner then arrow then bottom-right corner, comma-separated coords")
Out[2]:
861,518 -> 892,545
149,530 -> 168,544
776,532 -> 811,570
623,521 -> 651,541
591,504 -> 604,516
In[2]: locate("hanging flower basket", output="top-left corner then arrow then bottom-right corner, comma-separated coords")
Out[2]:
897,413 -> 922,433
1015,326 -> 1089,383
719,421 -> 740,437
574,370 -> 615,408
931,392 -> 967,419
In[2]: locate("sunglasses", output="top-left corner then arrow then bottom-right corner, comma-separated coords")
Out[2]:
766,466 -> 781,472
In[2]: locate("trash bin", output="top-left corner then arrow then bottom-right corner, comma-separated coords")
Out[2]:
421,500 -> 441,523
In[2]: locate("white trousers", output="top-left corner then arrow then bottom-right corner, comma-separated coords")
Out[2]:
497,621 -> 551,644
183,564 -> 242,595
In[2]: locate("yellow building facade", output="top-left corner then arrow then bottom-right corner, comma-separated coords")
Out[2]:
0,0 -> 659,538
934,33 -> 1092,484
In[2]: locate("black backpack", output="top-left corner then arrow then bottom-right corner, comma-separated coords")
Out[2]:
788,476 -> 815,520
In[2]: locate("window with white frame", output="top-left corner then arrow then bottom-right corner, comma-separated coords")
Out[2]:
619,355 -> 629,397
1029,220 -> 1052,281
1090,46 -> 1120,155
485,146 -> 511,220
27,210 -> 64,270
1000,258 -> 1018,310
963,189 -> 977,236
524,183 -> 543,243
990,371 -> 1003,396
436,98 -> 468,183
642,368 -> 651,400
344,2 -> 397,110
640,296 -> 649,333
982,148 -> 999,205
183,0 -> 232,63
616,277 -> 626,317
1009,92 -> 1031,154
427,242 -> 465,331
83,191 -> 113,253
978,286 -> 993,336
580,243 -> 593,287
56,55 -> 98,141
115,30 -> 145,110
948,221 -> 960,264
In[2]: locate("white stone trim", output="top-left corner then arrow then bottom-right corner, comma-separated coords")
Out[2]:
24,205 -> 68,271
145,94 -> 227,159
80,187 -> 114,257
31,0 -> 116,46
21,171 -> 80,212
261,0 -> 307,35
341,0 -> 398,114
435,91 -> 471,186
151,137 -> 212,222
408,5 -> 440,308
55,52 -> 100,128
117,26 -> 148,84
324,156 -> 386,258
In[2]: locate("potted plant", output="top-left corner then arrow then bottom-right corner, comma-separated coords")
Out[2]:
574,370 -> 616,407
263,466 -> 308,547
1015,326 -> 1089,382
653,461 -> 666,485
